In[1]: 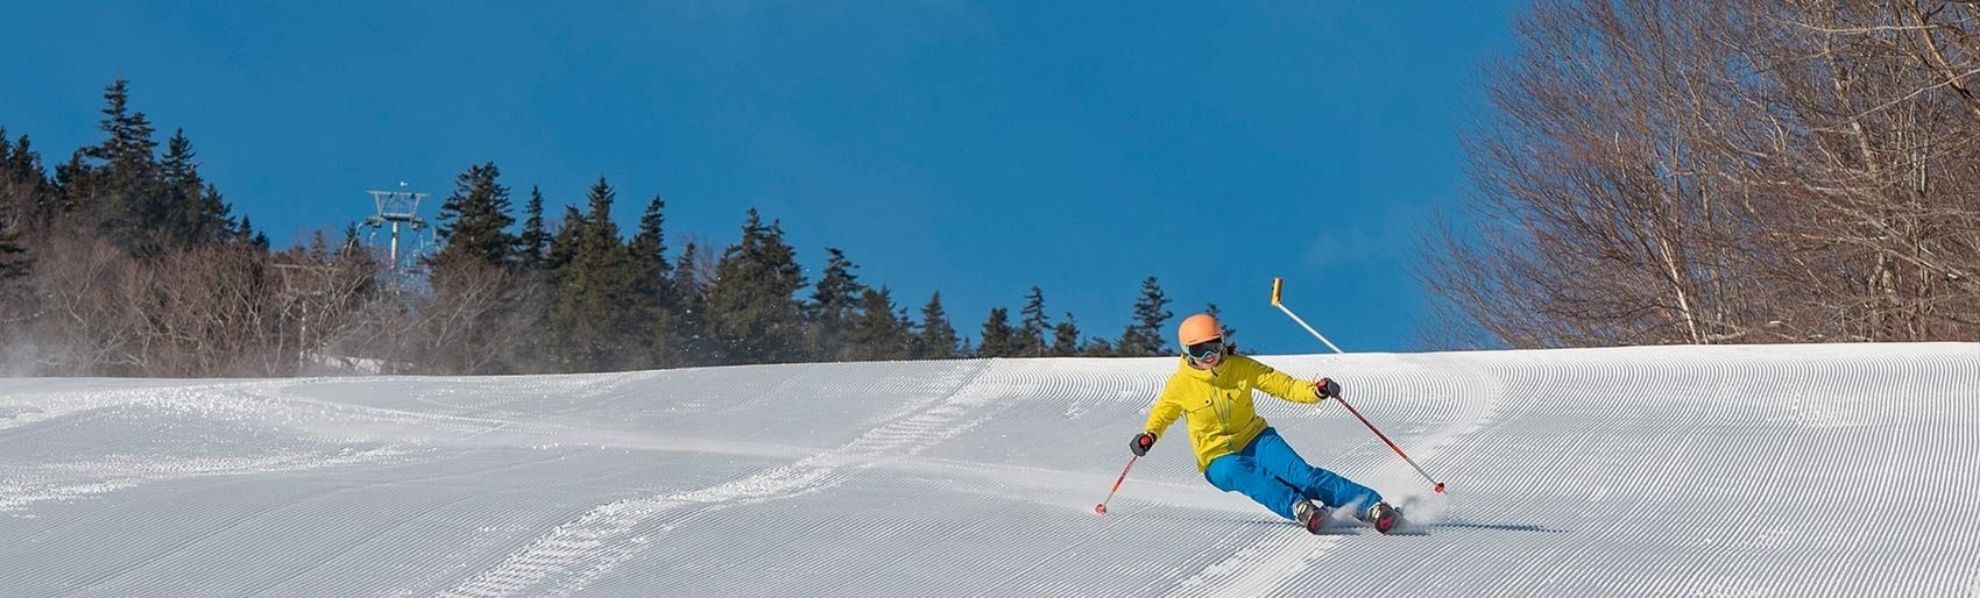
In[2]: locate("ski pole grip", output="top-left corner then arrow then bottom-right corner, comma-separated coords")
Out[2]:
1270,277 -> 1284,306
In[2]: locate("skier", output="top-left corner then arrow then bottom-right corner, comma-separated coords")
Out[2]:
1128,312 -> 1402,534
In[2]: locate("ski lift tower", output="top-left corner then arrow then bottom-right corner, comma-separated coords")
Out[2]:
363,182 -> 430,269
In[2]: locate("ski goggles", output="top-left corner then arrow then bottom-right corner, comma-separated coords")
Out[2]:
1184,338 -> 1225,361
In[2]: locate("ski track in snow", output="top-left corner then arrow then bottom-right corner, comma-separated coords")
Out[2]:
0,448 -> 409,515
431,361 -> 1005,598
1,344 -> 1978,596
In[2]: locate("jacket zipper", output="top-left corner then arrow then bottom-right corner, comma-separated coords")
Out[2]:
1218,393 -> 1229,454
1213,369 -> 1233,455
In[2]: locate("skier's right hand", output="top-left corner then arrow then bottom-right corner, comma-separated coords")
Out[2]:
1314,377 -> 1341,400
1129,432 -> 1157,457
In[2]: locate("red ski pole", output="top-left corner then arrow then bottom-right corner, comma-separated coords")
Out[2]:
1094,455 -> 1137,515
1334,395 -> 1445,494
1270,277 -> 1447,494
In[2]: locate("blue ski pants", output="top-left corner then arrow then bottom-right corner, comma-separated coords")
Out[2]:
1203,427 -> 1382,521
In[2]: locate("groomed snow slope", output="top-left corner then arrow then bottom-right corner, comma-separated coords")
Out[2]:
2,344 -> 1977,597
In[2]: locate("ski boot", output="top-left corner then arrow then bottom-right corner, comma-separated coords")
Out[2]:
1362,501 -> 1402,534
1292,499 -> 1328,534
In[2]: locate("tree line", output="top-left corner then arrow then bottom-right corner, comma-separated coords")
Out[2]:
0,80 -> 1199,377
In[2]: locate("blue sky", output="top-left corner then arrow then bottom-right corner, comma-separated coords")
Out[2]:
1,1 -> 1525,355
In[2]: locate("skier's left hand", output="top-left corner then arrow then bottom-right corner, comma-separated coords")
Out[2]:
1313,377 -> 1340,400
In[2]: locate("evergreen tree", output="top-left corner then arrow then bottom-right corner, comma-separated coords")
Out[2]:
85,80 -> 158,171
196,184 -> 233,244
1078,336 -> 1115,357
546,177 -> 641,371
915,291 -> 959,359
1019,286 -> 1050,356
74,79 -> 165,254
53,152 -> 91,220
156,129 -> 201,244
1116,276 -> 1173,356
516,186 -> 548,270
305,229 -> 333,261
157,129 -> 234,247
235,216 -> 269,250
1050,312 -> 1081,357
0,134 -> 14,225
546,205 -> 585,273
977,307 -> 1019,358
628,196 -> 670,288
423,163 -> 532,374
627,195 -> 675,367
431,162 -> 515,269
0,224 -> 29,280
0,130 -> 58,228
341,224 -> 363,254
672,241 -> 711,366
845,287 -> 911,361
807,247 -> 865,359
674,242 -> 702,299
704,209 -> 807,364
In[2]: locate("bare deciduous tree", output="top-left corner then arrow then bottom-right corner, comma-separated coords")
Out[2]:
1428,0 -> 1980,348
1,227 -> 393,377
411,261 -> 548,374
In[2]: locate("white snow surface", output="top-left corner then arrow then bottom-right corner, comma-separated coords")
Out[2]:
2,343 -> 1978,596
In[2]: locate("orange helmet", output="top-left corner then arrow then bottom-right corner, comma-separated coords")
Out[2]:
1177,313 -> 1223,348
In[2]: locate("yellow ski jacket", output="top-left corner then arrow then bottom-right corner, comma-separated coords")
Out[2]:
1142,354 -> 1322,471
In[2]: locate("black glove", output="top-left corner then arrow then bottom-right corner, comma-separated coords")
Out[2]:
1314,377 -> 1341,400
1129,432 -> 1157,456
